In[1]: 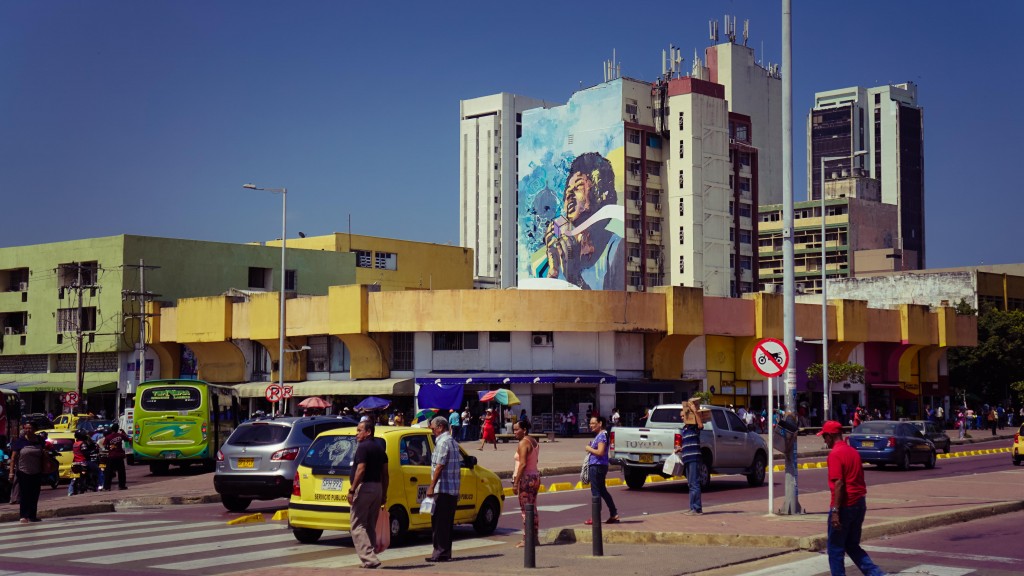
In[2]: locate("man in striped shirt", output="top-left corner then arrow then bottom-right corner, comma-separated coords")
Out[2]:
426,415 -> 462,562
676,397 -> 705,515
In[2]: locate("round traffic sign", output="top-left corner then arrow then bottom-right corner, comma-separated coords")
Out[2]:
265,384 -> 283,403
282,386 -> 293,399
65,391 -> 80,406
752,338 -> 790,378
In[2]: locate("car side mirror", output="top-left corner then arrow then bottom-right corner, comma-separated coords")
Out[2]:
463,455 -> 477,468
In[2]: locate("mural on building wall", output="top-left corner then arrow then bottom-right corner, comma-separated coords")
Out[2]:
518,82 -> 626,291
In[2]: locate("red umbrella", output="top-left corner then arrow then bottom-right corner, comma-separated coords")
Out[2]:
297,397 -> 330,409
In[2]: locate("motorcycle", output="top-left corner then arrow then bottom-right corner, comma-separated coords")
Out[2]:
69,454 -> 100,495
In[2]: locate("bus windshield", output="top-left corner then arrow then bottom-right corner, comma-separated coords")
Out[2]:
140,386 -> 202,412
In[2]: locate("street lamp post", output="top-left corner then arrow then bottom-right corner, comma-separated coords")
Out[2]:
243,183 -> 288,416
818,152 -> 865,421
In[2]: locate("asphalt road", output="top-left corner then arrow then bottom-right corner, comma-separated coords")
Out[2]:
8,448 -> 1013,576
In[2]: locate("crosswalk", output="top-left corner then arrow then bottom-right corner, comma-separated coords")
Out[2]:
738,550 -> 1008,576
0,514 -> 505,575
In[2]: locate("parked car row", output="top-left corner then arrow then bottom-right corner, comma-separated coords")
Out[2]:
213,415 -> 505,544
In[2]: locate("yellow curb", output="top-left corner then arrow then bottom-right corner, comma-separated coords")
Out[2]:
271,509 -> 288,521
227,513 -> 265,525
548,482 -> 574,492
503,487 -> 515,497
537,484 -> 548,493
646,475 -> 666,483
575,481 -> 590,489
606,478 -> 624,487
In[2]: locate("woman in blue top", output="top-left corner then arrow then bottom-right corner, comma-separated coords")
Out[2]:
583,416 -> 619,525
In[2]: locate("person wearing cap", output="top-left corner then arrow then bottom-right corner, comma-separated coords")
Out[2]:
818,420 -> 885,576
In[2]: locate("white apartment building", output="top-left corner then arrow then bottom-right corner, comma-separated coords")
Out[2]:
459,93 -> 559,289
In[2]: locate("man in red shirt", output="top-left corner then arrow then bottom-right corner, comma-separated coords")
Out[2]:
819,420 -> 885,576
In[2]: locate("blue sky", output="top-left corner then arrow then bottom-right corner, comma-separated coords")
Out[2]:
1,1 -> 1019,268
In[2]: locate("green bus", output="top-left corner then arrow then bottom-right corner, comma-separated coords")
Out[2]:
133,379 -> 240,474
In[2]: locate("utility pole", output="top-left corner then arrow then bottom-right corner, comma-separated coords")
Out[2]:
59,262 -> 98,416
122,260 -> 160,418
779,0 -> 802,515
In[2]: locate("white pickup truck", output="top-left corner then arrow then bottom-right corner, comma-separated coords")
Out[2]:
610,404 -> 768,490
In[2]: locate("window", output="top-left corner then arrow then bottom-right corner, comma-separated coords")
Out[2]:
355,250 -> 373,268
248,267 -> 271,290
730,254 -> 735,268
647,273 -> 660,286
399,435 -> 432,466
678,140 -> 685,158
432,332 -> 478,351
678,111 -> 685,130
627,129 -> 641,144
374,251 -> 397,270
57,307 -> 96,332
678,226 -> 685,244
646,134 -> 661,149
678,198 -> 685,216
678,170 -> 685,187
58,262 -> 98,288
729,201 -> 734,215
739,152 -> 751,167
488,331 -> 510,343
739,203 -> 752,218
739,177 -> 751,193
739,230 -> 752,244
646,162 -> 661,176
740,256 -> 752,270
306,336 -> 330,372
629,272 -> 642,289
678,255 -> 685,273
729,228 -> 735,241
285,270 -> 296,291
625,99 -> 638,116
628,158 -> 642,175
391,332 -> 414,370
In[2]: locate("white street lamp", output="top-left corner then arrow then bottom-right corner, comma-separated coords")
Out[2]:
818,151 -> 865,422
243,183 -> 288,416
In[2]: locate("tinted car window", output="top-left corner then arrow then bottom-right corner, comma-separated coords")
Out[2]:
854,422 -> 896,435
649,408 -> 681,424
300,421 -> 355,441
228,423 -> 291,446
712,409 -> 729,431
724,410 -> 747,432
49,438 -> 74,452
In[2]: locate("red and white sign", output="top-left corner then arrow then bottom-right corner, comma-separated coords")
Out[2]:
752,338 -> 789,378
282,386 -> 293,399
64,391 -> 81,407
265,384 -> 283,403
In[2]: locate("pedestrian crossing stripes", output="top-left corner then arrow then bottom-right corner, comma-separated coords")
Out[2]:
737,553 -> 980,576
0,515 -> 506,575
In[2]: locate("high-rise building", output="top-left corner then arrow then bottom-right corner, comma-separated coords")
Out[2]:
459,93 -> 559,289
808,82 -> 925,269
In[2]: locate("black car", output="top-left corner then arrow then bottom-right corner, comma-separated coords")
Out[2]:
907,420 -> 951,453
21,413 -> 54,431
847,420 -> 936,470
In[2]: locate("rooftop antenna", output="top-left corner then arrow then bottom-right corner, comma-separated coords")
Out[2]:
709,19 -> 719,42
743,19 -> 749,46
603,48 -> 620,82
662,44 -> 684,79
726,14 -> 737,43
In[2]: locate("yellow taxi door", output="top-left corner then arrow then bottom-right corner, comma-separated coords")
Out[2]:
454,448 -> 479,523
397,433 -> 433,530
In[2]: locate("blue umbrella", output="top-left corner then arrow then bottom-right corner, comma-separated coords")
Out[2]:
354,396 -> 391,411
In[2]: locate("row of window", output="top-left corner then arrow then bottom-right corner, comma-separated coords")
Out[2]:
354,250 -> 397,271
432,331 -> 550,351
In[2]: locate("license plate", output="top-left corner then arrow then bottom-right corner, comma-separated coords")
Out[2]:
639,454 -> 653,464
162,452 -> 177,459
237,458 -> 254,469
321,478 -> 345,491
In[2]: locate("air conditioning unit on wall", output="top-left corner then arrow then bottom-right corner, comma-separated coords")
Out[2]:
531,333 -> 552,347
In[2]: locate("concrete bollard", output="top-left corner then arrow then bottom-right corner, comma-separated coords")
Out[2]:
524,503 -> 536,568
591,495 -> 603,556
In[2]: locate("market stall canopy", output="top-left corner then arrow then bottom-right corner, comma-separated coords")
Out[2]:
477,388 -> 521,406
354,396 -> 390,411
297,396 -> 330,409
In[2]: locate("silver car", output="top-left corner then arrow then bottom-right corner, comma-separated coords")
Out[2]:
214,415 -> 357,512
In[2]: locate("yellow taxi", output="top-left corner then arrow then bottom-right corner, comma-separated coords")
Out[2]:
51,413 -> 96,431
39,430 -> 77,481
1013,424 -> 1024,466
287,426 -> 504,544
